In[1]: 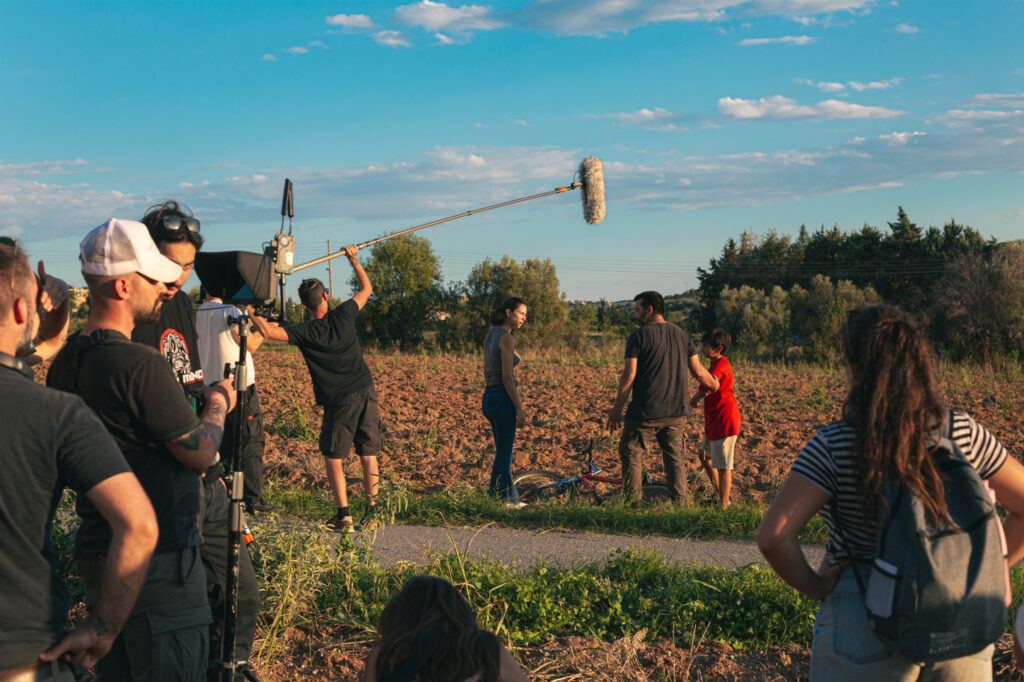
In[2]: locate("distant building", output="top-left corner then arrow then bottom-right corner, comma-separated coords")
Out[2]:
69,287 -> 89,307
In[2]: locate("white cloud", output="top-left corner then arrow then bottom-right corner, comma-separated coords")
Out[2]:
307,40 -> 328,49
284,46 -> 309,55
325,14 -> 378,29
799,79 -> 846,92
589,107 -> 688,132
895,23 -> 919,34
850,78 -> 901,91
935,109 -> 1024,129
261,53 -> 277,61
521,0 -> 872,36
718,95 -> 905,120
434,32 -> 458,45
879,131 -> 926,145
960,93 -> 1024,108
510,119 -> 531,127
372,30 -> 413,48
740,35 -> 816,46
395,1 -> 504,32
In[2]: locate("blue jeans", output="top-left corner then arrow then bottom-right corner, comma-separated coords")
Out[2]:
810,566 -> 994,681
482,385 -> 519,503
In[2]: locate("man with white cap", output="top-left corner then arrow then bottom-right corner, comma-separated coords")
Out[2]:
47,218 -> 236,682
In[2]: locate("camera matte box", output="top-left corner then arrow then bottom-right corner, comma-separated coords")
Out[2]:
194,251 -> 276,305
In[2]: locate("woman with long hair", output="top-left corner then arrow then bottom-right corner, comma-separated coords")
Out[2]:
364,576 -> 530,682
482,297 -> 527,507
757,306 -> 1024,679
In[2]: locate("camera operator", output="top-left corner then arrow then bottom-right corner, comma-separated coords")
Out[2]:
129,201 -> 261,680
196,288 -> 279,514
47,218 -> 236,682
249,244 -> 380,532
0,240 -> 156,681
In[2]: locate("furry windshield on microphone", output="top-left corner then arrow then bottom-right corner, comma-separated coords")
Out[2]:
579,156 -> 605,225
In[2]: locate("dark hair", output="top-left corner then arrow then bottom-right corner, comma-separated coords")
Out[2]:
633,291 -> 664,316
374,576 -> 500,682
140,200 -> 204,249
0,242 -> 33,321
701,328 -> 732,353
843,306 -> 949,524
298,278 -> 326,310
490,297 -> 525,326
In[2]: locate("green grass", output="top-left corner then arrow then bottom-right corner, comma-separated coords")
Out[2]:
263,478 -> 828,545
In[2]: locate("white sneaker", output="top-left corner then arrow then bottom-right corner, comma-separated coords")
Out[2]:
505,501 -> 528,510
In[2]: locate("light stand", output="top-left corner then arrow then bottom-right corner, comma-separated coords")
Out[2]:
216,312 -> 259,682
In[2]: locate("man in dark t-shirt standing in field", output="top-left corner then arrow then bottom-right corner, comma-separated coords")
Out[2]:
250,244 -> 379,532
130,201 -> 262,678
606,291 -> 719,502
47,218 -> 236,682
0,241 -> 156,680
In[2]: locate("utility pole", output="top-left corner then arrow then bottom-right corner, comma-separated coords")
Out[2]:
327,239 -> 334,294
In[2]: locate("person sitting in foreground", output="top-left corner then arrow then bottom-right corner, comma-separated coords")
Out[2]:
364,576 -> 530,682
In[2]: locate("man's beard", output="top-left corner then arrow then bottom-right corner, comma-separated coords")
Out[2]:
14,312 -> 35,356
133,298 -> 164,325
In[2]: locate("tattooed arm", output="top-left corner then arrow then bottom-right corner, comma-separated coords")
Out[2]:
165,379 -> 237,470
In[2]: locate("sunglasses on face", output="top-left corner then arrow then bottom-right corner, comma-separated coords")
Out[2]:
160,215 -> 200,234
0,236 -> 19,248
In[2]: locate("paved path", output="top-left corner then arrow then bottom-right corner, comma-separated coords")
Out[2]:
339,523 -> 824,571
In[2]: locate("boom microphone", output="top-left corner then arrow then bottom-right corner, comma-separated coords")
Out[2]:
579,156 -> 605,225
289,156 -> 608,274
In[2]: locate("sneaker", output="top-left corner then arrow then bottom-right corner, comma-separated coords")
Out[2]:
505,501 -> 528,510
325,513 -> 355,533
251,501 -> 283,514
358,506 -> 381,531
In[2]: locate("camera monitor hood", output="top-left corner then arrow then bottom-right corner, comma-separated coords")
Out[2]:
194,251 -> 276,305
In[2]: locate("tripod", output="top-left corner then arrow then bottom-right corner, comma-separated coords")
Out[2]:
215,312 -> 260,682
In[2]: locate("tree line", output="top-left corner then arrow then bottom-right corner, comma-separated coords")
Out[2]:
693,208 -> 1024,362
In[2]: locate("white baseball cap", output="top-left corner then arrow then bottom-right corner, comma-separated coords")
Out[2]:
80,218 -> 183,283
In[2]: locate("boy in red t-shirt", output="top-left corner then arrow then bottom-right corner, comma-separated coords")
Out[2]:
690,328 -> 741,509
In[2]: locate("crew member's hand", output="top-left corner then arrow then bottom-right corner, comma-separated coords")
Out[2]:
810,556 -> 845,601
39,619 -> 115,669
246,304 -> 260,318
605,408 -> 622,432
35,261 -> 70,347
515,409 -> 526,428
37,261 -> 69,311
344,244 -> 359,261
689,393 -> 701,409
205,378 -> 237,413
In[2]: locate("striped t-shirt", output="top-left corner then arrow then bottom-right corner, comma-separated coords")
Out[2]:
792,410 -> 1008,562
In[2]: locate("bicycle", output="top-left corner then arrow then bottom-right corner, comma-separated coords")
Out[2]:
512,438 -> 671,504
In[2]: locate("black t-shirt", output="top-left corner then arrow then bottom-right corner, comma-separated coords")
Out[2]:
0,361 -> 130,668
46,330 -> 202,556
624,322 -> 698,421
285,299 -> 373,406
133,290 -> 205,401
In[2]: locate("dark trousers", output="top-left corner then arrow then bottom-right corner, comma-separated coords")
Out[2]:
482,385 -> 519,503
200,473 -> 259,671
79,547 -> 211,682
618,415 -> 688,501
220,386 -> 266,506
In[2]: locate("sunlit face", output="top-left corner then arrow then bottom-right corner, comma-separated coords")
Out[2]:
130,273 -> 169,324
158,241 -> 196,297
508,304 -> 527,329
15,274 -> 39,356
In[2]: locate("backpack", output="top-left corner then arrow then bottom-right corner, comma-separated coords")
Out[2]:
840,410 -> 1008,662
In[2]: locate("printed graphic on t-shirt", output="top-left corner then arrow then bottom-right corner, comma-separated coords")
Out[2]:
160,328 -> 204,386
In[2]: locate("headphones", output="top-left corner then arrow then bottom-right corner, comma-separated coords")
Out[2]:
0,351 -> 35,379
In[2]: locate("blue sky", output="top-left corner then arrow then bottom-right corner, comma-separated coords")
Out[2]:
3,0 -> 1022,301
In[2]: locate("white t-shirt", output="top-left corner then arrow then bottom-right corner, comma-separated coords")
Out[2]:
196,301 -> 256,387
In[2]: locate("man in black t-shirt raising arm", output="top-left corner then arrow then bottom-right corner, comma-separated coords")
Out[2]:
47,218 -> 236,682
606,291 -> 719,503
0,241 -> 156,680
250,244 -> 380,532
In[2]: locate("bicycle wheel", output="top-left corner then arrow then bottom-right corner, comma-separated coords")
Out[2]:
513,471 -> 577,504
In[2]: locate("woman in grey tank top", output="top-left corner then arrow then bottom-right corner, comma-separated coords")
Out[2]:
482,297 -> 526,507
